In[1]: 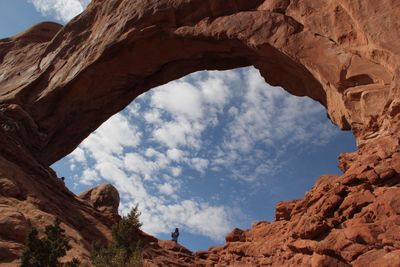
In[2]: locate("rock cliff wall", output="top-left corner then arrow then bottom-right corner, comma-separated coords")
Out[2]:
0,0 -> 399,266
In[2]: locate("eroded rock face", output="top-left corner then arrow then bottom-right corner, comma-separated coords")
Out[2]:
1,0 -> 399,166
0,0 -> 399,266
79,183 -> 120,220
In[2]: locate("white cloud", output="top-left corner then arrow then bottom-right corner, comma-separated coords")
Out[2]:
66,102 -> 238,241
69,163 -> 76,171
146,200 -> 235,240
81,169 -> 99,185
166,148 -> 185,162
210,67 -> 338,182
147,71 -> 233,150
190,158 -> 209,174
81,113 -> 141,156
124,153 -> 158,181
29,0 -> 90,23
69,146 -> 86,162
199,77 -> 229,107
170,167 -> 182,177
61,67 -> 339,244
144,109 -> 163,125
151,82 -> 203,120
144,148 -> 158,158
152,119 -> 203,149
157,182 -> 177,195
184,204 -> 230,238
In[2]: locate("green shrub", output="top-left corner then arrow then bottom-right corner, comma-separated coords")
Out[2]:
20,218 -> 80,267
92,204 -> 143,267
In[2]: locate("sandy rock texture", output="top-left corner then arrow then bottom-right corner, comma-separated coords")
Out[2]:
0,0 -> 399,266
79,183 -> 120,220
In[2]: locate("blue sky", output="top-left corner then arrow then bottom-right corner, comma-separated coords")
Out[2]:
0,0 -> 356,251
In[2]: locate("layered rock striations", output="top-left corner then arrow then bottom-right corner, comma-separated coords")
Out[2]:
0,0 -> 399,266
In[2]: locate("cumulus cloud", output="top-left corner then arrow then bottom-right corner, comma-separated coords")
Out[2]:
81,168 -> 99,185
170,167 -> 182,177
144,109 -> 163,125
29,0 -> 90,23
124,153 -> 158,181
67,105 -> 238,241
151,82 -> 204,120
81,113 -> 141,156
64,67 -> 339,243
167,148 -> 185,162
69,147 -> 85,163
210,67 -> 337,182
157,181 -> 179,195
152,119 -> 202,149
190,158 -> 209,174
147,70 -> 233,150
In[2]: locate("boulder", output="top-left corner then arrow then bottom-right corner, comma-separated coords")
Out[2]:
79,183 -> 120,215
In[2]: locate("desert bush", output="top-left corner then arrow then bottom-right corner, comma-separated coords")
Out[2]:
92,204 -> 143,267
20,218 -> 80,267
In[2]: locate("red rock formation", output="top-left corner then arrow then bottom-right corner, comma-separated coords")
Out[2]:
79,183 -> 121,221
196,122 -> 400,266
0,0 -> 399,266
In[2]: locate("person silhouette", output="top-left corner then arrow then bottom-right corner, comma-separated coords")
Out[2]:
171,228 -> 179,243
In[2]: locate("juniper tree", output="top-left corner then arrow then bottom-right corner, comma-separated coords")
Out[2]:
92,204 -> 143,267
20,218 -> 80,267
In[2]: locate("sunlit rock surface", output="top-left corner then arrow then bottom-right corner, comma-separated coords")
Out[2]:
79,183 -> 120,220
0,0 -> 399,265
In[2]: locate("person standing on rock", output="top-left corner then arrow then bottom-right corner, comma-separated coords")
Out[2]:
171,228 -> 179,243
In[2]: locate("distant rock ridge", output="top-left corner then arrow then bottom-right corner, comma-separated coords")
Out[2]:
0,0 -> 399,266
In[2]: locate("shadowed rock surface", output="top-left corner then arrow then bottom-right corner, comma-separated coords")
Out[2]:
0,0 -> 399,266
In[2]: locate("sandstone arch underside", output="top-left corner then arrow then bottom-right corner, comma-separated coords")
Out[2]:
0,0 -> 400,266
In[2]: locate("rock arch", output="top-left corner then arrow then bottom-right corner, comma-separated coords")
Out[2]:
0,0 -> 400,265
1,0 -> 397,166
